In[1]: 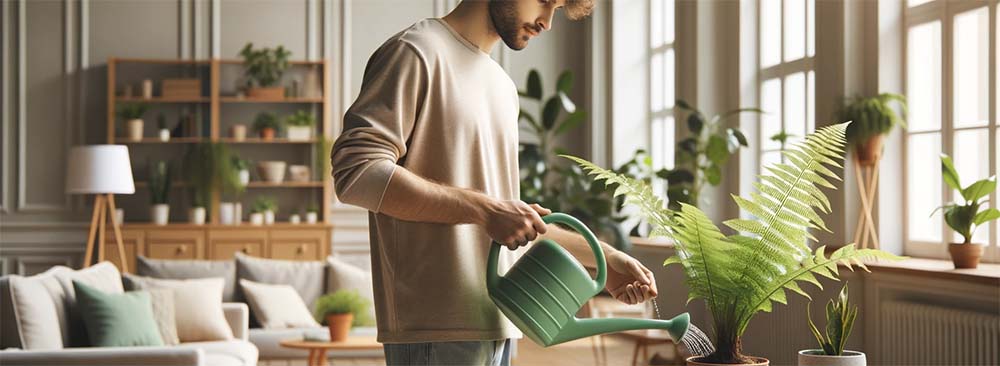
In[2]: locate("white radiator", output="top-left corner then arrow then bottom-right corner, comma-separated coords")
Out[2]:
879,300 -> 1000,365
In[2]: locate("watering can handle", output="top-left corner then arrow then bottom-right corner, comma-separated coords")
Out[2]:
487,212 -> 607,293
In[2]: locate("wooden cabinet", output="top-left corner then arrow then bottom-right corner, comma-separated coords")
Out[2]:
146,229 -> 204,260
269,229 -> 329,261
208,229 -> 267,259
102,229 -> 144,273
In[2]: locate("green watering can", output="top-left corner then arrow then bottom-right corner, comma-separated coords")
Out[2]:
487,212 -> 690,347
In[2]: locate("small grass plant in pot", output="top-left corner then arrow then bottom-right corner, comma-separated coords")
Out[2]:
936,154 -> 999,269
253,112 -> 282,140
799,284 -> 866,366
314,290 -> 372,342
253,196 -> 278,225
838,93 -> 906,166
285,110 -> 315,141
183,143 -> 241,224
148,160 -> 171,225
118,103 -> 150,141
156,113 -> 170,141
305,203 -> 319,224
565,122 -> 902,365
239,43 -> 290,100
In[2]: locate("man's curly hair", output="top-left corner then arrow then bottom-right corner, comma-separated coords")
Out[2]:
565,0 -> 595,20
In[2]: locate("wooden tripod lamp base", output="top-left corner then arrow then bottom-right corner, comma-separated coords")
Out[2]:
83,193 -> 128,272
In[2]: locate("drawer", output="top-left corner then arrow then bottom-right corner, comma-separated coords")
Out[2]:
102,229 -> 144,273
269,229 -> 327,261
212,242 -> 263,259
146,229 -> 204,259
208,229 -> 267,259
270,242 -> 320,260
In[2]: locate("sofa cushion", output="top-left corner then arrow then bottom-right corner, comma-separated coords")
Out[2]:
72,281 -> 163,347
136,256 -> 237,302
325,256 -> 376,322
5,266 -> 73,350
52,262 -> 124,347
239,279 -> 320,329
235,253 -> 325,313
174,340 -> 259,366
147,288 -> 180,345
123,274 -> 233,342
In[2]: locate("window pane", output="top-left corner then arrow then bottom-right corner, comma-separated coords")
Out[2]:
907,0 -> 932,7
761,0 -> 781,68
663,116 -> 675,170
908,133 -> 942,242
953,129 -> 990,244
651,117 -> 664,169
953,7 -> 989,128
806,0 -> 815,57
785,72 -> 806,145
784,0 -> 805,61
650,0 -> 662,48
663,49 -> 675,109
761,78 -> 782,150
807,71 -> 815,133
761,150 -> 783,170
651,52 -> 663,112
907,21 -> 942,132
663,0 -> 674,44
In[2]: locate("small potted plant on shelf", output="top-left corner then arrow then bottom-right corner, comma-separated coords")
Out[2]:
220,156 -> 248,226
305,203 -> 319,224
232,157 -> 251,187
936,154 -> 999,269
118,103 -> 150,141
239,42 -> 291,100
231,123 -> 248,141
289,213 -> 301,224
314,289 -> 372,342
253,196 -> 278,225
838,93 -> 907,166
799,284 -> 866,366
149,160 -> 171,225
156,113 -> 170,142
253,112 -> 282,140
248,206 -> 264,226
183,143 -> 241,225
285,110 -> 315,141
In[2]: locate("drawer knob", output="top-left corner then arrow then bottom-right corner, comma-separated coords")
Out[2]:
176,245 -> 187,254
297,244 -> 306,253
242,246 -> 250,253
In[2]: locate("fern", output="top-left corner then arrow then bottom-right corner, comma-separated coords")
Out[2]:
561,122 -> 903,363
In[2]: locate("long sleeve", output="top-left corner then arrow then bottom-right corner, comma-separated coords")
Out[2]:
331,40 -> 429,212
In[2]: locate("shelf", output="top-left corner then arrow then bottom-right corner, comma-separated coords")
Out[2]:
120,222 -> 333,229
110,58 -> 212,65
220,138 -> 317,144
220,97 -> 324,103
116,96 -> 209,103
134,181 -> 323,188
217,59 -> 324,66
118,137 -> 205,144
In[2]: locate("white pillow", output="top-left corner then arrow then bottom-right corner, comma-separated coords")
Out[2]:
123,274 -> 233,342
7,266 -> 73,350
239,279 -> 320,329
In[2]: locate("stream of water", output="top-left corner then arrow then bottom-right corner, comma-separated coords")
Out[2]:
650,298 -> 715,357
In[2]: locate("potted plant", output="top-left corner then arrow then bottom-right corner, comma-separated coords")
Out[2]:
314,290 -> 372,342
257,161 -> 287,183
239,43 -> 291,100
285,110 -> 315,141
220,156 -> 248,226
183,143 -> 241,225
289,213 -> 301,224
253,112 -> 282,140
565,122 -> 902,365
305,203 -> 319,224
117,103 -> 149,141
799,284 -> 866,366
248,207 -> 264,226
253,196 -> 278,225
149,160 -> 171,225
231,123 -> 248,141
232,157 -> 251,186
838,93 -> 907,166
936,154 -> 999,269
156,113 -> 170,142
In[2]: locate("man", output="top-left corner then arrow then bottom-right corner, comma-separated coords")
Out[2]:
331,0 -> 659,364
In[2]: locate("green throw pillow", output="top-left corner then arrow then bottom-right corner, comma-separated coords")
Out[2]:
72,280 -> 164,347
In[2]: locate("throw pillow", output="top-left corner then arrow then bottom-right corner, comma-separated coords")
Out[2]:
239,279 -> 321,329
147,288 -> 179,345
235,253 -> 325,310
53,261 -> 124,347
123,274 -> 233,342
326,256 -> 376,321
72,281 -> 163,347
5,266 -> 73,350
136,256 -> 237,302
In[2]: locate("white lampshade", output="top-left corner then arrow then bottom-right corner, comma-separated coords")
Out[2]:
65,145 -> 136,194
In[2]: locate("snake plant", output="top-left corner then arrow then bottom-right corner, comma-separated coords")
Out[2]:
563,122 -> 902,364
807,283 -> 857,356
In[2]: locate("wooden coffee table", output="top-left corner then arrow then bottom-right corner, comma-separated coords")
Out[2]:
279,336 -> 383,366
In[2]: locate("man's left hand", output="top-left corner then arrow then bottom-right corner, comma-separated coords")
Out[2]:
605,251 -> 658,305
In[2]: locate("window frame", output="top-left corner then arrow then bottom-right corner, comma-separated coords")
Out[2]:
648,0 -> 676,172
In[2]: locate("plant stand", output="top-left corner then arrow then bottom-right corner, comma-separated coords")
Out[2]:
852,157 -> 880,249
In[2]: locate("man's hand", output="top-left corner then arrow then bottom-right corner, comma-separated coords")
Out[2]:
482,201 -> 549,250
606,251 -> 658,305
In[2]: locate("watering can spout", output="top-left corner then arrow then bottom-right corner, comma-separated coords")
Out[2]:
554,312 -> 690,344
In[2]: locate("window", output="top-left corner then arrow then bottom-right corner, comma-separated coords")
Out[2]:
649,0 -> 675,171
757,0 -> 815,171
904,1 -> 999,262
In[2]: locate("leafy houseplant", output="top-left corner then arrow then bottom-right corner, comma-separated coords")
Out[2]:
182,143 -> 241,224
285,110 -> 315,141
253,196 -> 278,225
118,103 -> 150,141
838,93 -> 907,166
239,43 -> 291,99
148,160 -> 172,225
667,100 -> 761,210
937,154 -> 999,269
314,290 -> 372,341
565,122 -> 902,364
800,283 -> 866,366
253,112 -> 282,140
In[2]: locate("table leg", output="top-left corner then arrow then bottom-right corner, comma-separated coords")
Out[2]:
308,349 -> 318,366
631,341 -> 640,366
317,349 -> 329,366
640,341 -> 648,365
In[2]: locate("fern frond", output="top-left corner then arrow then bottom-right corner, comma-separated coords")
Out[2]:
560,155 -> 672,230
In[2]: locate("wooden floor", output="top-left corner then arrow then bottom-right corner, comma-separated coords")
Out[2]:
261,335 -> 685,366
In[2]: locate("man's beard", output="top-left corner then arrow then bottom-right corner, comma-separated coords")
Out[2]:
488,0 -> 528,50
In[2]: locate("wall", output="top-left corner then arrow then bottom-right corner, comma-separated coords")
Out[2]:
0,0 -> 589,275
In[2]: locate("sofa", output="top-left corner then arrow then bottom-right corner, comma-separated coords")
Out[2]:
0,262 -> 258,366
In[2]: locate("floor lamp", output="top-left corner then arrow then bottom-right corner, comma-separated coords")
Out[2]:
66,145 -> 135,272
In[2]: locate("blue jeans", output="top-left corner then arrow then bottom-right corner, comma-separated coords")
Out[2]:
384,339 -> 512,366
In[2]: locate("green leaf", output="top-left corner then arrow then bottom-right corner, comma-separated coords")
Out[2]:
525,69 -> 542,100
707,135 -> 730,165
519,109 -> 541,131
555,110 -> 586,136
542,97 -> 562,129
687,114 -> 705,134
558,91 -> 577,113
940,154 -> 962,192
973,208 -> 1000,226
658,169 -> 695,184
704,163 -> 721,185
961,177 -> 996,202
679,137 -> 698,153
730,128 -> 749,147
556,71 -> 573,93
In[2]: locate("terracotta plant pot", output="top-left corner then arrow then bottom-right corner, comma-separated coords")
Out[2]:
248,86 -> 285,100
687,356 -> 769,366
853,134 -> 884,167
325,313 -> 353,342
948,243 -> 983,269
798,350 -> 866,366
259,127 -> 275,140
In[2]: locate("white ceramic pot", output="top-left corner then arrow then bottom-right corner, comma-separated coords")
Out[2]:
798,350 -> 866,366
306,212 -> 318,224
249,212 -> 264,225
263,210 -> 275,225
127,119 -> 144,141
287,126 -> 312,141
238,169 -> 250,186
151,204 -> 169,225
289,214 -> 301,224
142,79 -> 153,99
114,208 -> 124,226
159,129 -> 170,142
289,165 -> 311,182
257,161 -> 287,183
189,207 -> 206,225
219,203 -> 235,225
233,203 -> 242,225
231,124 -> 247,141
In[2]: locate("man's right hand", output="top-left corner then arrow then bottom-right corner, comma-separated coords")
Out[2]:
480,200 -> 550,250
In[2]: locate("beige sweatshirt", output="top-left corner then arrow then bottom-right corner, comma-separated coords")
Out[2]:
330,18 -> 524,343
